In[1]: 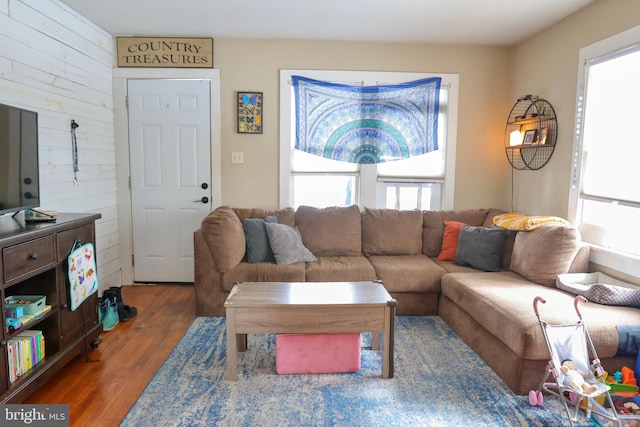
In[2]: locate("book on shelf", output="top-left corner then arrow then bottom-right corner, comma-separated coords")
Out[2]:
6,330 -> 45,384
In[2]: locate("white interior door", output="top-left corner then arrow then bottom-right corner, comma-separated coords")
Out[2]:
128,79 -> 211,282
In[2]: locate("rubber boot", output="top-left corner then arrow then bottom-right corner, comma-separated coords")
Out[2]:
98,298 -> 108,324
102,298 -> 119,332
107,286 -> 137,322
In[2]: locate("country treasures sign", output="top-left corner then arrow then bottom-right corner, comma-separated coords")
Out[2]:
116,37 -> 213,68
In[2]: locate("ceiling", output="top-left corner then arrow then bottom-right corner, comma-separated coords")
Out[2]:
59,0 -> 595,46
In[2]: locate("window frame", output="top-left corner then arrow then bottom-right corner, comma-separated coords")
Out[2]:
569,25 -> 640,278
279,69 -> 459,210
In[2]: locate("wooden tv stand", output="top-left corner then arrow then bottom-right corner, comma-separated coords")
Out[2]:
0,212 -> 102,403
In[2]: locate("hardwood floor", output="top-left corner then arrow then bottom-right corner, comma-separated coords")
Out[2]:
25,284 -> 196,427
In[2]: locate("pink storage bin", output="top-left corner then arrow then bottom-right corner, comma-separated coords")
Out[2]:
275,333 -> 361,374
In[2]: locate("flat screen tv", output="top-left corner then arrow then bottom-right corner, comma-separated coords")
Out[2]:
0,102 -> 40,216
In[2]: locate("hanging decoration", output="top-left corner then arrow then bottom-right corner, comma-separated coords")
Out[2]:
71,119 -> 79,185
68,240 -> 98,311
292,76 -> 441,164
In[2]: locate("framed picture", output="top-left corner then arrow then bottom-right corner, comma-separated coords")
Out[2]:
237,91 -> 263,134
523,129 -> 537,145
539,127 -> 549,145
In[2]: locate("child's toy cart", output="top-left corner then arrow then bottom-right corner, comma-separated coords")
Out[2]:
530,295 -> 620,427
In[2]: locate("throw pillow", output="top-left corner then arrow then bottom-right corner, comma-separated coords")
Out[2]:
454,225 -> 507,272
422,209 -> 490,257
265,222 -> 317,265
436,221 -> 465,261
243,216 -> 277,263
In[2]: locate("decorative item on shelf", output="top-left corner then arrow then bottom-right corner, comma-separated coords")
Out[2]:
523,129 -> 537,145
510,130 -> 522,146
504,96 -> 557,170
539,127 -> 549,145
518,94 -> 539,102
237,91 -> 263,134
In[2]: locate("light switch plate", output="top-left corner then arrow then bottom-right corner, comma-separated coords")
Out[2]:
231,151 -> 244,164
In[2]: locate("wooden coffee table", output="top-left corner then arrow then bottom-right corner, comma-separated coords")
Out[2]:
224,281 -> 396,381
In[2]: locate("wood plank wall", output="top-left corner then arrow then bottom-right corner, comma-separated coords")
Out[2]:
0,0 -> 121,289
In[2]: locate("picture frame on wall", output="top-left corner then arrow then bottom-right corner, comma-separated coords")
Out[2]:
539,127 -> 549,145
523,129 -> 537,145
237,91 -> 263,134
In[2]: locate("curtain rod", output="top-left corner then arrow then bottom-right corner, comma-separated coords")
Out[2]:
287,80 -> 451,88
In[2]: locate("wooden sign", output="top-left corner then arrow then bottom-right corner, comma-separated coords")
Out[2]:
117,37 -> 213,68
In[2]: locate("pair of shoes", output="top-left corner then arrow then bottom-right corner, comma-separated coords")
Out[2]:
102,286 -> 138,322
98,296 -> 119,331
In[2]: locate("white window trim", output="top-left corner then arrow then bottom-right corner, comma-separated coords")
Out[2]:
570,25 -> 640,279
279,70 -> 458,209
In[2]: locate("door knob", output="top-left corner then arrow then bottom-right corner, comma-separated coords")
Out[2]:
201,183 -> 208,190
195,197 -> 209,204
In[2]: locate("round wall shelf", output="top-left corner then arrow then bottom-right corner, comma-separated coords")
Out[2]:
504,97 -> 557,170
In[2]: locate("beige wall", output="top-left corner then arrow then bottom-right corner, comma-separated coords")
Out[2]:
214,39 -> 512,210
510,0 -> 640,217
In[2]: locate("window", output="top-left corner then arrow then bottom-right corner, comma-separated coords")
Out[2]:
570,25 -> 640,275
279,70 -> 458,210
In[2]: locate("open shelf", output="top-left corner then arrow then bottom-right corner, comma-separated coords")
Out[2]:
504,98 -> 557,170
505,144 -> 556,170
0,213 -> 102,403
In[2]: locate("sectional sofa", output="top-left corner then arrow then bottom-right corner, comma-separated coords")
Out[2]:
194,205 -> 640,395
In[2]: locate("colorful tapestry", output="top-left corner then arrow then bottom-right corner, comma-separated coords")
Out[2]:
292,76 -> 441,164
68,242 -> 98,311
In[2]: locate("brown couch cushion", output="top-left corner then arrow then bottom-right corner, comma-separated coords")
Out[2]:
295,205 -> 362,256
422,209 -> 489,257
200,206 -> 245,272
434,259 -> 486,274
234,207 -> 295,226
221,262 -> 306,292
362,208 -> 423,256
305,256 -> 376,282
368,255 -> 445,292
569,244 -> 590,273
510,225 -> 580,286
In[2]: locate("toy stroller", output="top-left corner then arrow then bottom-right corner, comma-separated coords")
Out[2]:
530,295 -> 620,426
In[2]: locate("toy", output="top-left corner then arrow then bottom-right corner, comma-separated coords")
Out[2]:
561,359 -> 598,394
600,369 -> 639,393
623,367 -> 638,387
5,317 -> 21,333
615,371 -> 624,383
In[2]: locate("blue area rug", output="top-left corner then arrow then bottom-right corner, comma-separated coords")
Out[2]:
121,316 -> 592,426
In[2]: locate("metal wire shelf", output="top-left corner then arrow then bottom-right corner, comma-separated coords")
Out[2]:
504,98 -> 557,170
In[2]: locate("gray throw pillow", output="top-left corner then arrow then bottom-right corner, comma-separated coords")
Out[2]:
264,222 -> 317,265
455,225 -> 507,272
243,216 -> 277,263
